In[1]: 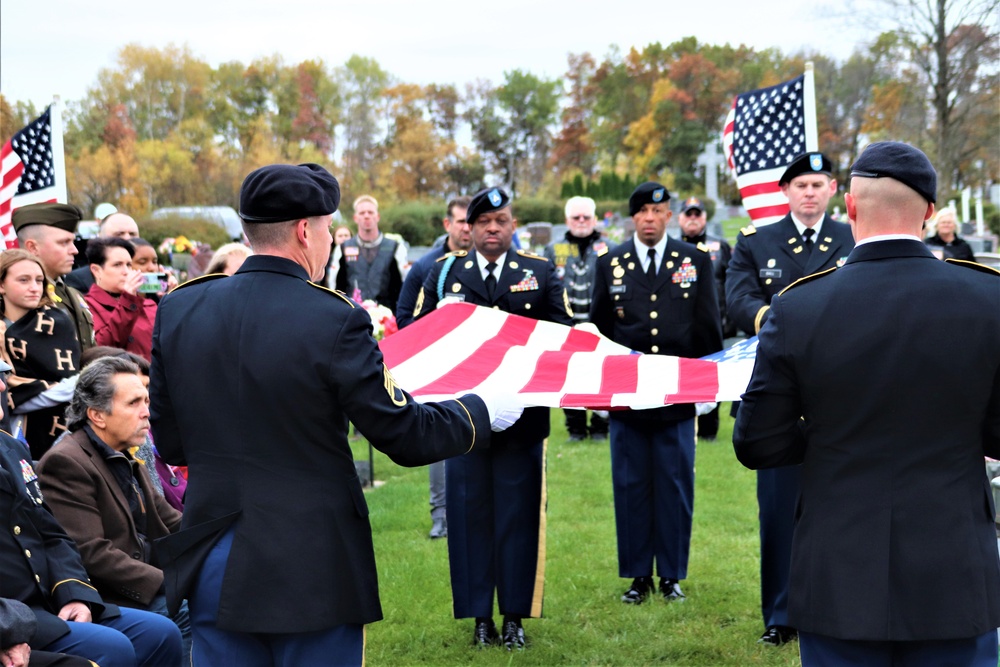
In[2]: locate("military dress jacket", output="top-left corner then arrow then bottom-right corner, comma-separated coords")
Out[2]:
0,433 -> 116,648
414,248 -> 574,445
734,240 -> 1000,641
149,254 -> 490,634
726,214 -> 854,335
590,238 -> 723,422
36,429 -> 182,607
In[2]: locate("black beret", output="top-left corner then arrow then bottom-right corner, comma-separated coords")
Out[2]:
239,163 -> 341,223
629,182 -> 671,216
680,196 -> 704,214
12,202 -> 83,234
850,141 -> 937,203
467,187 -> 511,224
779,152 -> 833,185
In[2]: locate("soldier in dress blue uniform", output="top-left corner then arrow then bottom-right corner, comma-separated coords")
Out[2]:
0,359 -> 182,666
413,186 -> 574,651
589,182 -> 723,606
149,164 -> 511,667
725,152 -> 855,646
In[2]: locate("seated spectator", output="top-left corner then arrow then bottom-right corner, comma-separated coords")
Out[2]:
0,360 -> 182,666
84,237 -> 157,361
0,250 -> 81,459
36,356 -> 191,654
924,207 -> 975,261
205,242 -> 252,276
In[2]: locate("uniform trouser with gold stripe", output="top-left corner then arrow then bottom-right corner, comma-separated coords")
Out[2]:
446,439 -> 545,619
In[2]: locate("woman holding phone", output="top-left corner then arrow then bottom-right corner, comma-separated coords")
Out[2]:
84,237 -> 158,361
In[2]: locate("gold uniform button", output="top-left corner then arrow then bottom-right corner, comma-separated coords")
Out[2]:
25,549 -> 31,558
13,526 -> 20,535
650,294 -> 657,302
524,303 -> 531,310
651,345 -> 659,353
651,328 -> 658,336
650,311 -> 658,319
765,278 -> 772,285
683,293 -> 690,299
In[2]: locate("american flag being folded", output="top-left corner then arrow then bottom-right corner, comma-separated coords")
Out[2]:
379,303 -> 755,409
723,75 -> 807,227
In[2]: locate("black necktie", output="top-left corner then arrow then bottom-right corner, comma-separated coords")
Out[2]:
646,248 -> 657,283
803,228 -> 815,256
485,262 -> 497,300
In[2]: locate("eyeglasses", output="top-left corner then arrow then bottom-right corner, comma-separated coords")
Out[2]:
569,215 -> 593,221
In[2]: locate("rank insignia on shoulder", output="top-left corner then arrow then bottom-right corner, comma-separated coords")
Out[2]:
445,250 -> 468,258
696,242 -> 710,253
740,226 -> 757,236
516,249 -> 547,261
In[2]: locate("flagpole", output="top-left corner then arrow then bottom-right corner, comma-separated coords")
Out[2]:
50,96 -> 68,204
803,62 -> 818,151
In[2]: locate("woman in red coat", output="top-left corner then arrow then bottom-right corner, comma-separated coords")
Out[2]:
84,237 -> 157,361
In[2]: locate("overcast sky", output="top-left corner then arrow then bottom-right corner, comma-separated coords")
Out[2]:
1,0 -> 882,109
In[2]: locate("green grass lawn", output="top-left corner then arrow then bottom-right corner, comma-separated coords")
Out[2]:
351,408 -> 802,666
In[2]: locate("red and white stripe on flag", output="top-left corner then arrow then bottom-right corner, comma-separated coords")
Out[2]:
379,303 -> 746,410
0,106 -> 60,249
723,75 -> 806,227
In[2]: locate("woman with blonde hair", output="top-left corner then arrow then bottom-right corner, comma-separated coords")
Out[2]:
924,208 -> 975,261
0,249 -> 82,458
205,242 -> 252,276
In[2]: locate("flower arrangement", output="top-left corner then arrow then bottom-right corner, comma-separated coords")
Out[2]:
360,300 -> 397,341
157,235 -> 199,256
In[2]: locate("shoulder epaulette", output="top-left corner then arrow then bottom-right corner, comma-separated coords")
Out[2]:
740,226 -> 757,237
944,258 -> 1000,276
171,273 -> 227,292
696,242 -> 710,253
778,266 -> 838,295
307,282 -> 356,307
516,249 -> 548,261
437,249 -> 468,262
596,246 -> 609,257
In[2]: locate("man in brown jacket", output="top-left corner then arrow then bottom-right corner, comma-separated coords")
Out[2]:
36,356 -> 188,647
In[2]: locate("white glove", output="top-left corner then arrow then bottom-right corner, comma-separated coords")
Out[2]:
437,296 -> 465,309
695,402 -> 718,416
472,393 -> 525,432
573,322 -> 600,335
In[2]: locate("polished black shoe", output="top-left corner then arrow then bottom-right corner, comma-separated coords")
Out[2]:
428,517 -> 447,539
501,617 -> 525,650
621,576 -> 654,604
659,578 -> 686,601
758,625 -> 798,646
472,618 -> 499,648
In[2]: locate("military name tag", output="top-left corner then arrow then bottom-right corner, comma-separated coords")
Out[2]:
610,285 -> 627,294
759,268 -> 782,279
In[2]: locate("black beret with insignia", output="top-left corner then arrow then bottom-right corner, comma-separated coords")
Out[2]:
850,141 -> 937,203
629,182 -> 671,216
466,187 -> 511,225
779,152 -> 833,186
12,202 -> 83,234
239,163 -> 341,223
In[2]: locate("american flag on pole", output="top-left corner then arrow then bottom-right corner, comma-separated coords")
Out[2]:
380,303 -> 755,409
1,104 -> 67,249
722,75 -> 808,226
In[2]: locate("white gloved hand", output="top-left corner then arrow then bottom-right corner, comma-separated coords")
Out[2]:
573,322 -> 600,335
695,402 -> 717,416
437,296 -> 465,309
472,393 -> 525,432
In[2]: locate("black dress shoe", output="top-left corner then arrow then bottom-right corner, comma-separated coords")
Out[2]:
501,617 -> 525,650
659,578 -> 686,601
472,618 -> 499,648
621,576 -> 654,604
758,625 -> 797,646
